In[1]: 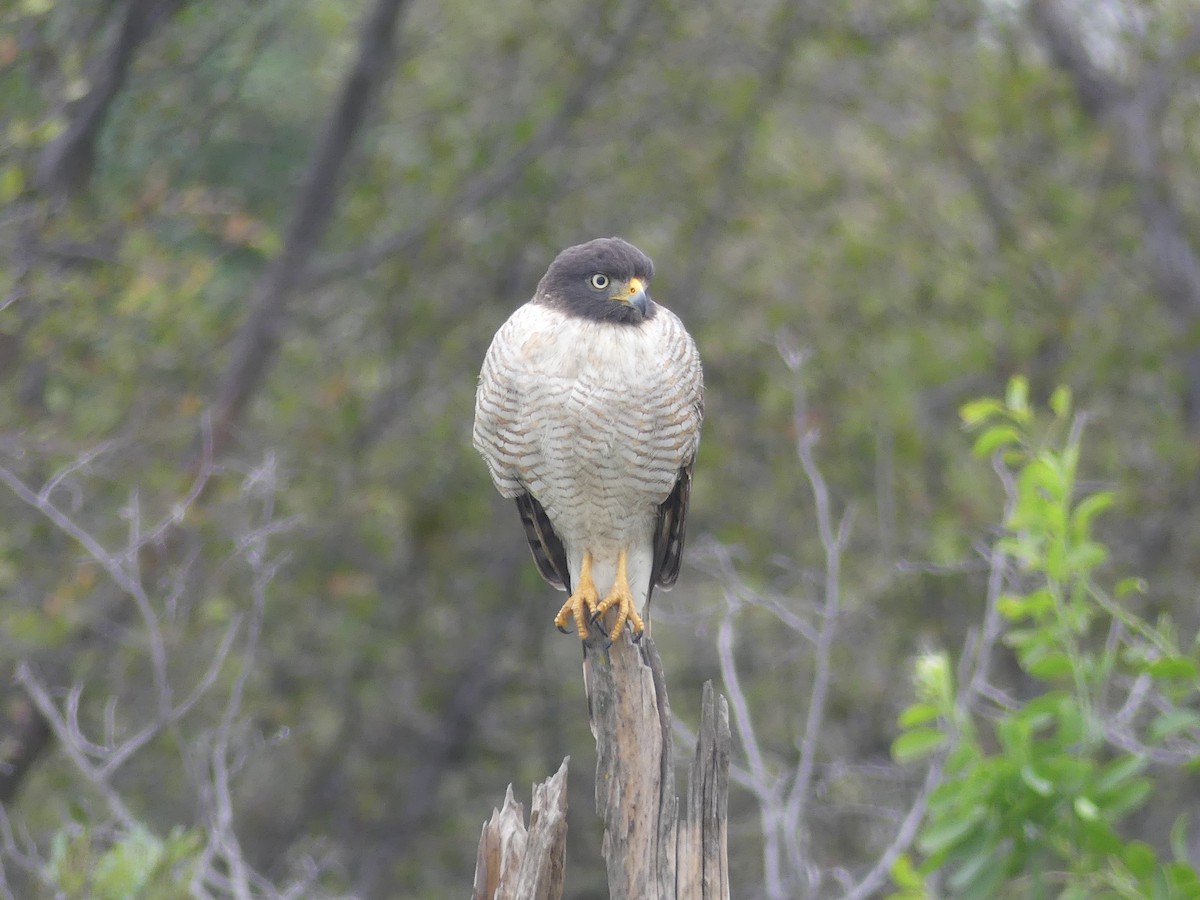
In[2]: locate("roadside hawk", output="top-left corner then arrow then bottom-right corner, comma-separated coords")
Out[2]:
473,237 -> 704,643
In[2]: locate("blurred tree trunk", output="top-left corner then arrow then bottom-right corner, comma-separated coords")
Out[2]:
213,0 -> 412,452
37,0 -> 187,198
1030,0 -> 1200,425
475,636 -> 731,899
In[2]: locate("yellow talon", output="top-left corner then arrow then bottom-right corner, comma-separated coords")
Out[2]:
592,549 -> 644,642
554,551 -> 600,638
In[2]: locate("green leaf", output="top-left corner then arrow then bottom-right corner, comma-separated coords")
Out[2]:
1070,491 -> 1115,537
890,852 -> 924,889
0,167 -> 24,204
1116,577 -> 1148,598
918,805 -> 987,856
1066,541 -> 1108,572
92,825 -> 164,899
944,743 -> 981,775
1005,375 -> 1030,418
972,425 -> 1022,457
1093,755 -> 1148,793
995,715 -> 1032,757
1147,656 -> 1199,681
898,703 -> 941,729
997,589 -> 1055,621
1074,796 -> 1099,820
960,397 -> 1006,427
1003,627 -> 1047,651
947,845 -> 1008,898
1171,814 -> 1191,864
1049,385 -> 1072,419
1026,652 -> 1074,680
1149,710 -> 1200,742
1160,862 -> 1200,896
892,728 -> 947,762
1019,763 -> 1053,796
1100,777 -> 1153,818
1124,840 -> 1158,879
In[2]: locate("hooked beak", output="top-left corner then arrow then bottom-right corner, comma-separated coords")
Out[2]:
614,277 -> 649,315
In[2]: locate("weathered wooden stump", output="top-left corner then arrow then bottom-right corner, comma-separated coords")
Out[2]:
472,759 -> 569,900
472,634 -> 731,900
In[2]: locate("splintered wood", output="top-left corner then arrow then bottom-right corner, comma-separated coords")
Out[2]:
471,759 -> 569,900
472,635 -> 730,900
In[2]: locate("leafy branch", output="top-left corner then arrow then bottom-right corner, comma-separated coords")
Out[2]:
891,377 -> 1200,899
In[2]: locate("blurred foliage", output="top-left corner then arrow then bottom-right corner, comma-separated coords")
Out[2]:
47,824 -> 200,900
2,0 -> 1200,896
892,383 -> 1200,899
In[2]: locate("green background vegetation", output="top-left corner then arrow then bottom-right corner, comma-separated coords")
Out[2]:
2,0 -> 1199,896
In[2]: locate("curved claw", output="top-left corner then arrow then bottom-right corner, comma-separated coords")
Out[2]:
554,551 -> 599,640
590,548 -> 645,644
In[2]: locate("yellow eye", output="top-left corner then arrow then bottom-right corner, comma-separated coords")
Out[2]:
589,273 -> 610,290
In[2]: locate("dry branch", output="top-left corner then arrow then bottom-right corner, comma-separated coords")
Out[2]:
473,635 -> 730,900
472,759 -> 569,900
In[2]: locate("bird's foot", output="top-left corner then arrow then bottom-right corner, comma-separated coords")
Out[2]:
590,549 -> 644,643
554,551 -> 600,638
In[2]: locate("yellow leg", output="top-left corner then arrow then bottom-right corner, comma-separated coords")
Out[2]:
591,549 -> 645,643
554,551 -> 600,638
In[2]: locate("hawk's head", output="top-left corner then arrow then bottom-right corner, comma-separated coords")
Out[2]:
534,237 -> 657,325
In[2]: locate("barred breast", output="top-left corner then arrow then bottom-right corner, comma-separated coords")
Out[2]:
473,301 -> 703,558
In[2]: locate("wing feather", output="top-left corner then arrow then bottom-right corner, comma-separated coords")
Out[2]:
650,460 -> 693,594
515,492 -> 571,592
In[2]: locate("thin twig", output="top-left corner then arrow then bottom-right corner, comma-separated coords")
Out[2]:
14,664 -> 137,831
38,440 -> 116,506
0,803 -> 47,898
129,411 -> 215,554
0,463 -> 172,713
99,616 -> 242,779
716,606 -> 786,899
781,351 -> 854,886
204,554 -> 279,900
842,757 -> 945,900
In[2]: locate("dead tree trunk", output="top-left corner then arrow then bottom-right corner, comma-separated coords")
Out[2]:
472,635 -> 731,899
472,759 -> 570,900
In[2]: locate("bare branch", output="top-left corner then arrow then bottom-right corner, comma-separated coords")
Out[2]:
39,441 -> 117,507
129,411 -> 215,557
780,346 -> 853,888
0,802 -> 54,899
198,549 -> 280,900
0,462 -> 172,713
842,758 -> 945,900
99,616 -> 242,780
65,684 -> 110,759
14,664 -> 138,831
